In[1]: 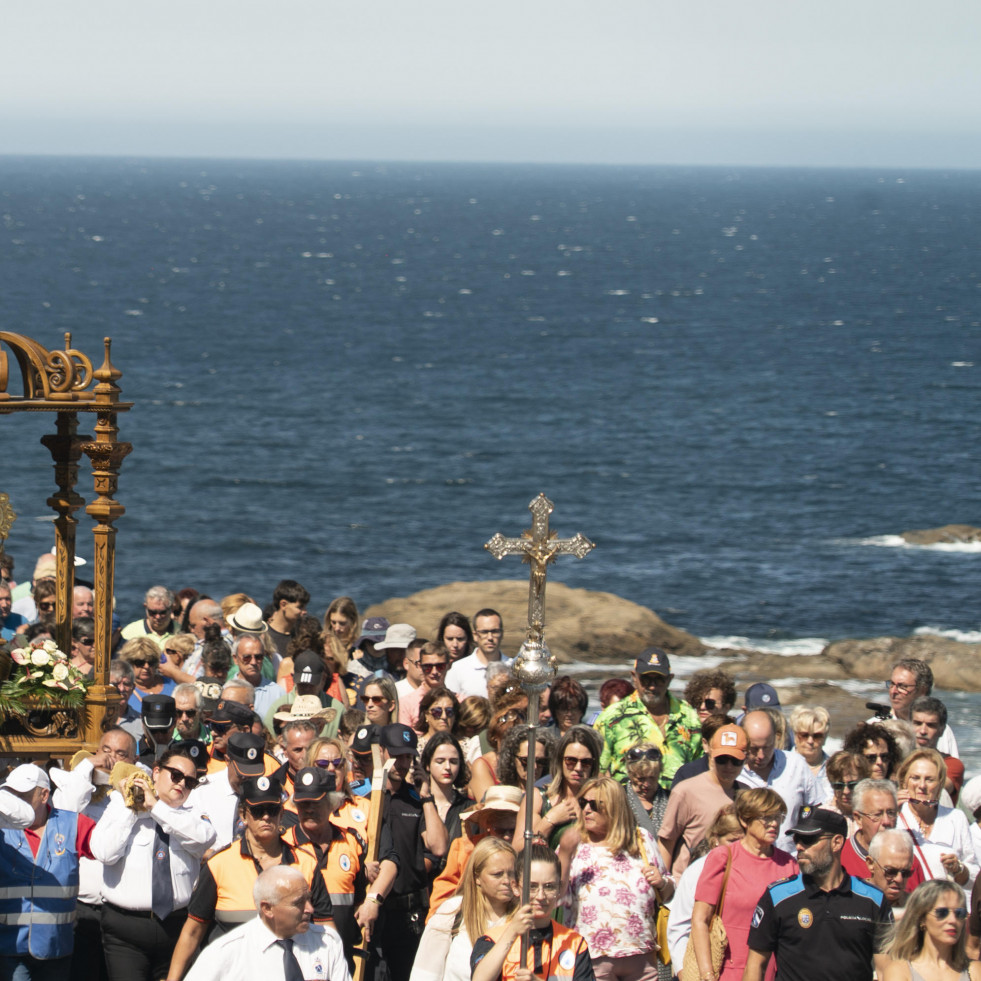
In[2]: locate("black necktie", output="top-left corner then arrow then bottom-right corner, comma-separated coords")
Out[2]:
277,938 -> 304,981
151,822 -> 174,920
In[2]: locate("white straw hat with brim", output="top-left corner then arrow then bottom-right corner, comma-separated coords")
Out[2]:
228,602 -> 268,634
273,694 -> 333,724
460,785 -> 522,823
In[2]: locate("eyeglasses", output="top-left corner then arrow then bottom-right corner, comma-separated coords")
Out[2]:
421,662 -> 447,673
564,755 -> 594,770
130,659 -> 160,668
854,809 -> 898,822
247,804 -> 281,820
796,731 -> 827,741
474,629 -> 503,637
177,709 -> 198,718
714,755 -> 743,767
429,706 -> 456,719
527,882 -> 560,896
164,648 -> 182,657
864,752 -> 890,762
237,653 -> 265,664
159,765 -> 199,790
578,797 -> 602,812
699,698 -> 717,711
930,907 -> 968,921
626,747 -> 662,763
831,780 -> 859,791
887,680 -> 916,695
872,858 -> 913,880
497,710 -> 526,725
517,756 -> 547,769
315,758 -> 344,769
364,695 -> 389,705
791,833 -> 832,846
146,608 -> 171,618
405,658 -> 421,668
754,814 -> 782,825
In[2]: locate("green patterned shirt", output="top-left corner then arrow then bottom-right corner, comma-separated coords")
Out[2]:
595,690 -> 702,787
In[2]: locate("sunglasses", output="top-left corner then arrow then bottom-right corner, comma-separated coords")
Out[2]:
247,804 -> 281,820
517,755 -> 547,769
315,758 -> 344,769
131,659 -> 159,669
164,648 -> 182,657
159,765 -> 199,790
37,601 -> 57,611
831,780 -> 859,791
78,637 -> 96,646
714,754 -> 743,767
429,706 -> 455,719
699,698 -> 717,711
237,654 -> 265,664
364,695 -> 389,705
497,710 -> 526,725
792,833 -> 832,846
146,608 -> 171,618
626,747 -> 662,763
872,859 -> 913,879
564,756 -> 594,770
864,752 -> 890,762
177,709 -> 198,718
930,907 -> 968,921
578,797 -> 602,812
422,662 -> 447,673
208,722 -> 233,735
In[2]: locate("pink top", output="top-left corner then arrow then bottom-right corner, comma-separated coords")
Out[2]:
695,842 -> 798,981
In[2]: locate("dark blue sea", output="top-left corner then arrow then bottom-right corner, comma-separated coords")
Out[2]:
2,157 -> 978,658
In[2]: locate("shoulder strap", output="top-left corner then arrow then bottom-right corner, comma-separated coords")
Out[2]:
715,844 -> 736,915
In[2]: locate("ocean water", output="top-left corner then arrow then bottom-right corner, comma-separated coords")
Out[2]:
1,156 -> 978,652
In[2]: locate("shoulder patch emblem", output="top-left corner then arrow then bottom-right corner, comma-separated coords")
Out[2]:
339,854 -> 351,872
752,905 -> 764,928
558,950 -> 576,971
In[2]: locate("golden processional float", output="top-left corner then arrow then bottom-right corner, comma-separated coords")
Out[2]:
0,331 -> 131,758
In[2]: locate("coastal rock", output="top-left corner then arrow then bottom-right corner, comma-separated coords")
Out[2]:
823,635 -> 981,692
364,580 -> 706,662
901,523 -> 981,545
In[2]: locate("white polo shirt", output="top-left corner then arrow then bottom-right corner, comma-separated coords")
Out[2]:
444,652 -> 512,699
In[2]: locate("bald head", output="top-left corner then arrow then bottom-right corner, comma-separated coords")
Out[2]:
743,710 -> 776,775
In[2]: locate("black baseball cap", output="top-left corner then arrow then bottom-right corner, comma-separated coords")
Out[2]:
206,699 -> 254,728
293,766 -> 336,802
633,647 -> 671,677
789,806 -> 847,838
381,723 -> 418,756
227,732 -> 266,777
293,651 -> 326,685
170,739 -> 209,775
241,775 -> 284,807
142,694 -> 176,729
351,724 -> 380,755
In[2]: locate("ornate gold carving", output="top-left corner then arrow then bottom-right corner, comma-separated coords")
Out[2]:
0,332 -> 94,403
0,493 -> 16,550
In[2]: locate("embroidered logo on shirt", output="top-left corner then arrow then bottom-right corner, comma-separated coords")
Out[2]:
752,906 -> 764,928
559,950 -> 576,971
798,908 -> 813,928
340,854 -> 351,872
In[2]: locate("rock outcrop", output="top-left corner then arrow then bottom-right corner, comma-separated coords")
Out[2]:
364,580 -> 706,662
901,524 -> 981,545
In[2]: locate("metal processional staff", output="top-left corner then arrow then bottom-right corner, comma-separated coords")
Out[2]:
484,493 -> 594,959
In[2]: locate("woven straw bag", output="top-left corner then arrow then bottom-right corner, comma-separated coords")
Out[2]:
678,844 -> 734,981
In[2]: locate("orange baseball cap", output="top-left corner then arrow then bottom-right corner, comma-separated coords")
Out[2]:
709,724 -> 748,760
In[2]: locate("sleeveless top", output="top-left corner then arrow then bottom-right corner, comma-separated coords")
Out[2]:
909,964 -> 971,981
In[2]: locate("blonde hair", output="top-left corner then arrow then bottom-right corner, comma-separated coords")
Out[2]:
789,705 -> 830,736
886,879 -> 968,968
457,837 -> 518,942
574,775 -> 639,857
221,592 -> 255,625
119,637 -> 160,665
897,747 -> 947,794
735,787 -> 787,827
324,632 -> 350,674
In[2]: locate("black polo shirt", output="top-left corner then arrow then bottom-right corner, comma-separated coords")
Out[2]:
747,872 -> 892,981
383,784 -> 427,898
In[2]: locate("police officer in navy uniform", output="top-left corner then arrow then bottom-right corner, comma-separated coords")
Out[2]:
744,807 -> 893,981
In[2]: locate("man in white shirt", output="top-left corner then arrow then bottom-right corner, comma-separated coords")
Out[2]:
444,608 -> 511,699
739,710 -> 823,851
185,865 -> 350,981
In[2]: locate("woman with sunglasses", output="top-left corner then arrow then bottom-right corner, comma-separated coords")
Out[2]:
514,724 -> 603,850
469,690 -> 529,803
558,776 -> 672,981
789,705 -> 833,800
118,637 -> 176,712
820,750 -> 870,835
91,747 -> 217,981
547,677 -> 589,735
624,742 -> 669,837
897,749 -> 976,886
363,675 -> 399,728
843,721 -> 901,782
417,686 -> 461,754
691,788 -> 796,981
683,669 -> 736,726
883,879 -> 981,981
496,724 -> 558,794
167,775 -> 331,981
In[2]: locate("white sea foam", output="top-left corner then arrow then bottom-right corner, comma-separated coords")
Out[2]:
701,635 -> 827,656
854,535 -> 981,553
914,625 -> 981,643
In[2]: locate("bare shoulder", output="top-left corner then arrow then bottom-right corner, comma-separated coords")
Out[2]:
880,959 -> 911,981
968,960 -> 981,981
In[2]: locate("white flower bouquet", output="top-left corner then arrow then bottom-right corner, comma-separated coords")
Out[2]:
1,637 -> 89,713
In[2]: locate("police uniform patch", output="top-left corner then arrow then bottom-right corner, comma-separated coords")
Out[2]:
403,730 -> 412,743
351,808 -> 366,823
302,772 -> 315,786
752,905 -> 764,928
247,747 -> 258,761
257,776 -> 270,791
189,745 -> 200,758
357,728 -> 368,740
558,950 -> 576,971
798,908 -> 813,928
340,854 -> 351,872
54,833 -> 67,856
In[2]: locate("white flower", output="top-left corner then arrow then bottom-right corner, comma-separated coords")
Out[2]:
52,663 -> 70,682
31,650 -> 52,667
42,639 -> 58,654
9,648 -> 28,665
42,678 -> 60,688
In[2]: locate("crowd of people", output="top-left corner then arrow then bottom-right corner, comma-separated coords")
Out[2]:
2,563 -> 981,981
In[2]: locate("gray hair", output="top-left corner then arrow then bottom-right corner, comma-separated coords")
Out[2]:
280,719 -> 318,743
173,682 -> 202,707
222,678 -> 255,702
868,828 -> 914,863
145,585 -> 175,607
486,662 -> 510,683
109,659 -> 134,683
253,864 -> 306,908
232,634 -> 264,657
852,778 -> 898,815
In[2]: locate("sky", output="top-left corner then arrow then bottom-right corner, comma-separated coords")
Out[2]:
3,0 -> 980,168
